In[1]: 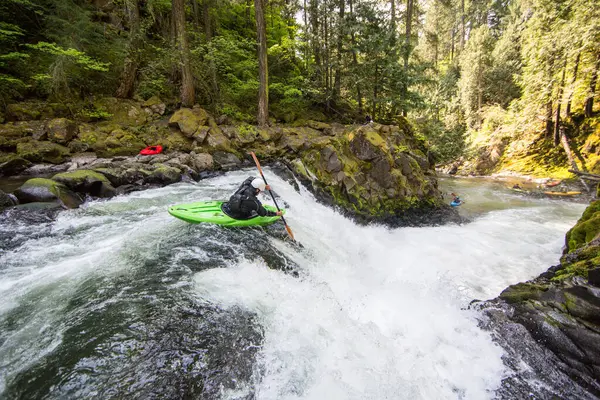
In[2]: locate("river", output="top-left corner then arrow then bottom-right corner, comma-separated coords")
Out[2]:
0,171 -> 588,399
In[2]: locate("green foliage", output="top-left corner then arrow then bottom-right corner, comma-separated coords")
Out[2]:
26,42 -> 110,72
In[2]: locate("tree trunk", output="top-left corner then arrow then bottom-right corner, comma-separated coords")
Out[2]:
349,0 -> 361,114
390,0 -> 396,42
585,52 -> 600,118
116,0 -> 141,99
173,0 -> 195,106
324,11 -> 329,95
553,59 -> 567,146
450,27 -> 455,62
372,63 -> 378,119
310,0 -> 321,85
566,51 -> 581,118
402,0 -> 413,116
333,0 -> 344,100
191,0 -> 200,28
303,0 -> 309,70
255,0 -> 269,126
560,126 -> 591,192
545,101 -> 553,139
203,0 -> 212,40
460,0 -> 465,50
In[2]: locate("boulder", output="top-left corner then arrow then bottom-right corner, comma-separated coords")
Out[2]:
369,157 -> 393,189
320,146 -> 342,173
205,128 -> 233,151
349,129 -> 385,161
306,120 -> 332,131
94,97 -> 147,126
146,164 -> 181,185
16,141 -> 70,164
212,151 -> 241,170
0,154 -> 32,176
142,96 -> 166,115
5,102 -> 44,121
52,169 -> 116,198
0,189 -> 17,208
14,178 -> 83,208
46,118 -> 78,144
258,126 -> 283,142
94,167 -> 150,187
169,107 -> 210,137
190,152 -> 214,171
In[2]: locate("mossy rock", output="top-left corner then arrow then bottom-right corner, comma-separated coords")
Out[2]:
205,128 -> 233,152
565,201 -> 600,253
169,107 -> 210,136
16,141 -> 70,164
46,118 -> 78,144
146,164 -> 182,185
94,97 -> 147,126
5,102 -> 44,121
14,178 -> 83,208
77,124 -> 108,146
0,153 -> 32,176
52,169 -> 116,198
105,128 -> 145,150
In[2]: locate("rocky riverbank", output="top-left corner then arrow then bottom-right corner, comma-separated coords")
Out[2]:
0,98 -> 457,226
474,195 -> 600,397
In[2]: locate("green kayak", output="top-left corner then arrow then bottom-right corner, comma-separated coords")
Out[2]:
168,200 -> 284,226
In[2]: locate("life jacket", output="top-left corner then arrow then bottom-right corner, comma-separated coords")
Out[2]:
228,177 -> 255,213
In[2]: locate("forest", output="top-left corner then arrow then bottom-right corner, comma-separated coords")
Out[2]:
0,0 -> 599,163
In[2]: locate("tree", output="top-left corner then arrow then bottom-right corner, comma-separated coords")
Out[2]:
116,0 -> 142,98
172,0 -> 195,106
255,0 -> 269,125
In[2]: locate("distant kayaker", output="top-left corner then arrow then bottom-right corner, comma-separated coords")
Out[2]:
223,177 -> 283,219
450,192 -> 463,206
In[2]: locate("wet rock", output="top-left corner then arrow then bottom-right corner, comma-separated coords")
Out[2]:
145,164 -> 181,185
46,118 -> 78,144
213,152 -> 241,170
14,178 -> 83,208
52,169 -> 116,198
0,189 -> 17,208
0,154 -> 32,176
205,127 -> 233,151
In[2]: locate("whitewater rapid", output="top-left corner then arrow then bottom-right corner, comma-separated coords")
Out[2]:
0,170 -> 587,399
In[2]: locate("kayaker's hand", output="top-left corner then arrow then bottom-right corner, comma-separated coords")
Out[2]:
276,211 -> 283,216
265,184 -> 272,191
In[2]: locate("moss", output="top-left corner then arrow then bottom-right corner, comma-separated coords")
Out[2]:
16,141 -> 70,164
499,282 -> 548,304
565,201 -> 600,252
52,170 -> 110,185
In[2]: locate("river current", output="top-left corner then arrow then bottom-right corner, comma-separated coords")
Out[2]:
0,171 -> 588,399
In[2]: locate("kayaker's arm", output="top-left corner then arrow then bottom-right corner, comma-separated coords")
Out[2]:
253,199 -> 278,217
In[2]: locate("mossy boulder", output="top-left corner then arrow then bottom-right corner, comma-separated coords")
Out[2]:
16,141 -> 70,164
14,178 -> 82,208
205,127 -> 233,152
46,118 -> 78,144
5,102 -> 44,121
93,167 -> 150,187
280,127 -> 325,153
94,97 -> 147,126
146,164 -> 181,184
52,169 -> 116,198
565,201 -> 600,253
0,153 -> 32,176
169,107 -> 210,136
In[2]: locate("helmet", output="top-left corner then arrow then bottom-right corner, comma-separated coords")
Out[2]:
251,178 -> 266,191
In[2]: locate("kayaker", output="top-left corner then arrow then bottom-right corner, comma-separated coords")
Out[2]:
223,177 -> 283,219
450,192 -> 462,206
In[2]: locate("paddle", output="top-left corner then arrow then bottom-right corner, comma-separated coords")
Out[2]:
250,152 -> 295,242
